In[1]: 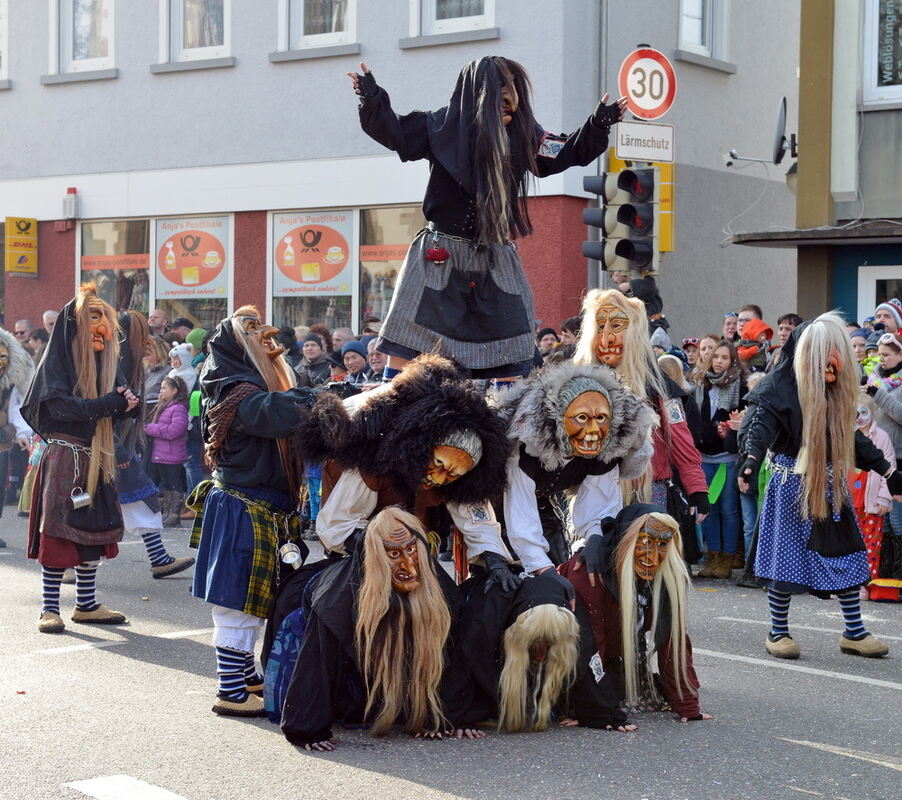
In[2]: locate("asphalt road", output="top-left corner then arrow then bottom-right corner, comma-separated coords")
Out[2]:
2,511 -> 900,800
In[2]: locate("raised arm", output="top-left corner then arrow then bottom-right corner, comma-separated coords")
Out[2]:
348,62 -> 430,162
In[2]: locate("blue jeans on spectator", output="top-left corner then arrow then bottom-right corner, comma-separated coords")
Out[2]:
305,463 -> 322,523
889,499 -> 902,537
184,437 -> 209,494
739,491 -> 758,553
701,460 -> 740,555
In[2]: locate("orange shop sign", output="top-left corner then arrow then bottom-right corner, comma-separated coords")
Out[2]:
4,217 -> 38,275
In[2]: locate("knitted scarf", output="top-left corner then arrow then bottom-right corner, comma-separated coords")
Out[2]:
694,370 -> 742,413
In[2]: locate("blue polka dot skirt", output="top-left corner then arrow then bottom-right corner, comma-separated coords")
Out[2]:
755,454 -> 869,592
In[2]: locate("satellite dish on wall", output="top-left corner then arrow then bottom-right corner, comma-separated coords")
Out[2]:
773,97 -> 788,164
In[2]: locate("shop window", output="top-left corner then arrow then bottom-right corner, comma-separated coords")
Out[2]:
80,220 -> 151,313
271,209 -> 355,330
289,0 -> 356,48
863,0 -> 902,107
53,0 -> 115,73
359,206 -> 424,329
164,0 -> 229,62
154,215 -> 230,332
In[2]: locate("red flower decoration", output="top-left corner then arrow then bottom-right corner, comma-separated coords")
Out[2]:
426,247 -> 450,263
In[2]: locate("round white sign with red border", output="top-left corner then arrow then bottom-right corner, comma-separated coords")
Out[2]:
618,48 -> 677,120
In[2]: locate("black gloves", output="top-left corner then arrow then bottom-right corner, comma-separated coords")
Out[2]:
578,533 -> 605,579
540,569 -> 575,605
865,384 -> 878,397
483,552 -> 520,593
355,70 -> 378,98
886,470 -> 902,497
687,491 -> 710,515
737,456 -> 760,492
590,97 -> 624,128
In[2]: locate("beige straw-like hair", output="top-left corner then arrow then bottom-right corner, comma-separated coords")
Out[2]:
497,602 -> 580,732
612,512 -> 695,707
354,507 -> 451,736
793,312 -> 858,519
72,284 -> 120,497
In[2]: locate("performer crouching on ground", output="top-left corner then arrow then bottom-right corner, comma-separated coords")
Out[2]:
560,505 -> 713,724
281,507 -> 485,749
738,312 -> 902,660
302,355 -> 517,588
190,306 -> 315,717
495,359 -> 655,583
22,284 -> 139,633
347,57 -> 626,383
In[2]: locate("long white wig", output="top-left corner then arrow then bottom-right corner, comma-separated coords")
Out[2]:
613,512 -> 695,707
497,603 -> 580,732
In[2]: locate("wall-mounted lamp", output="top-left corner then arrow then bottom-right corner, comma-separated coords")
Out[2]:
63,186 -> 79,219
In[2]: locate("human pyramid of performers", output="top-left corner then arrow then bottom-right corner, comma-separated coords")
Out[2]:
22,57 -> 898,750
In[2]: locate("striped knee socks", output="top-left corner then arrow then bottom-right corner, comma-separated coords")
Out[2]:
767,588 -> 792,640
216,646 -> 250,700
836,589 -> 867,640
74,563 -> 100,612
41,567 -> 64,614
244,652 -> 263,687
140,530 -> 175,567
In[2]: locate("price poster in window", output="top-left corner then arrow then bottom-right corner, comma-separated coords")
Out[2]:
272,210 -> 353,296
155,216 -> 230,300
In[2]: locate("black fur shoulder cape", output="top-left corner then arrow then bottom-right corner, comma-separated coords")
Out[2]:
295,355 -> 511,505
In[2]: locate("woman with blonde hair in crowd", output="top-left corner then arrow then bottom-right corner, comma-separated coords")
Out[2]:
144,335 -> 171,407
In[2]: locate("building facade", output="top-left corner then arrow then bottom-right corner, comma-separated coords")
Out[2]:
0,1 -> 799,339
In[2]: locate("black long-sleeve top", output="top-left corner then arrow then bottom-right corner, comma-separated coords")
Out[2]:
358,85 -> 611,240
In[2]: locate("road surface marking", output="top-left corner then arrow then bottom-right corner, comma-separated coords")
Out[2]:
715,616 -> 902,642
783,788 -> 822,796
156,627 -> 214,639
37,640 -> 125,655
694,648 -> 902,691
65,775 -> 189,800
781,738 -> 902,772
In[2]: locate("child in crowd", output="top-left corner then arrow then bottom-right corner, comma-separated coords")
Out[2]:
849,394 -> 894,582
736,319 -> 773,373
144,376 -> 190,528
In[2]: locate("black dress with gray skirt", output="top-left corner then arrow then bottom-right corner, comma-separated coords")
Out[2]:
358,81 -> 612,376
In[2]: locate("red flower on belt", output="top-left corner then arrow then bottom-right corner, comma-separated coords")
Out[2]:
426,247 -> 450,263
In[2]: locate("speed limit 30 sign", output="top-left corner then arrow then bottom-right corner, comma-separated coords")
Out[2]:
618,48 -> 677,120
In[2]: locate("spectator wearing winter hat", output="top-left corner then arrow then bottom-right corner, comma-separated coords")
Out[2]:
170,317 -> 194,341
341,340 -> 370,385
327,350 -> 348,381
536,327 -> 559,360
874,299 -> 902,334
849,328 -> 871,380
169,342 -> 197,391
863,331 -> 882,376
650,326 -> 672,356
296,334 -> 331,385
736,318 -> 772,373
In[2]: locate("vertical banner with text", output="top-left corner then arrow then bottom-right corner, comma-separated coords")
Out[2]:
4,217 -> 38,275
155,216 -> 230,300
272,210 -> 354,296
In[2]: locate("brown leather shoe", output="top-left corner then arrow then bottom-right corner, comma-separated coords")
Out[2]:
840,633 -> 889,658
151,557 -> 195,579
697,552 -> 720,578
713,551 -> 734,579
765,635 -> 800,659
71,604 -> 128,625
38,611 -> 65,633
212,692 -> 266,717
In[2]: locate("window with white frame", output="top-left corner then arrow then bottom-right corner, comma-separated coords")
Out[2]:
863,0 -> 902,106
166,0 -> 229,62
56,0 -> 114,73
419,0 -> 494,36
679,0 -> 729,61
288,0 -> 356,48
0,0 -> 8,80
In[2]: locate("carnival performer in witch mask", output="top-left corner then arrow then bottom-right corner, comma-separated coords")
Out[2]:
22,284 -> 139,634
347,57 -> 627,384
189,305 -> 318,718
495,360 -> 655,585
560,505 -> 714,725
738,312 -> 902,660
574,289 -> 709,568
280,507 -> 485,749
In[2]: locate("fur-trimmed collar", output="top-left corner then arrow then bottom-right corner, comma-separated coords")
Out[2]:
0,327 -> 35,398
494,360 -> 656,477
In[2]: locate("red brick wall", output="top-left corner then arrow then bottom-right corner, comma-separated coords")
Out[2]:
5,221 -> 76,328
518,195 -> 590,332
233,211 -> 267,313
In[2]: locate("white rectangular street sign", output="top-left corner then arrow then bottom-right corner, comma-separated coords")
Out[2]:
614,120 -> 674,163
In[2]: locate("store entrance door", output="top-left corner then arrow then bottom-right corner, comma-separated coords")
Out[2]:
857,265 -> 902,325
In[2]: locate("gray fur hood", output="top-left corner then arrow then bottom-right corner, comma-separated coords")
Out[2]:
493,360 -> 656,477
0,327 -> 35,397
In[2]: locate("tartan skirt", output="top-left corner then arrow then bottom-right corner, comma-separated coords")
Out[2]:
375,227 -> 536,371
